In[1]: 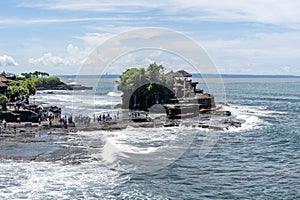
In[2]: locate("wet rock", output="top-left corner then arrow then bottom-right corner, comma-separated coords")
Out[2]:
209,110 -> 231,116
36,81 -> 92,90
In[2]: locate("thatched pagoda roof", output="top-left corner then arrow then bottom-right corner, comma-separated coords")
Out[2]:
0,82 -> 7,87
0,75 -> 8,88
174,70 -> 192,77
0,75 -> 8,83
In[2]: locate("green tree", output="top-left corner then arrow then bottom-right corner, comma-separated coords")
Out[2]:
40,72 -> 50,78
0,94 -> 8,110
25,79 -> 36,95
7,85 -> 30,100
33,71 -> 40,78
116,63 -> 173,94
116,63 -> 175,110
32,76 -> 61,87
5,78 -> 37,102
145,62 -> 163,82
21,72 -> 32,79
117,68 -> 143,94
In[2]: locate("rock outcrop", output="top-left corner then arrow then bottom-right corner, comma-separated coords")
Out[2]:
36,81 -> 92,90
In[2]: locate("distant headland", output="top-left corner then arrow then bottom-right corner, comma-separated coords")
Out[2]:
0,71 -> 92,124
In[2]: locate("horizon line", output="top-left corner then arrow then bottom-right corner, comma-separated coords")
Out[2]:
54,73 -> 300,78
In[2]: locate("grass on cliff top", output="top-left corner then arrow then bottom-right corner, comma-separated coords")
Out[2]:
31,77 -> 61,86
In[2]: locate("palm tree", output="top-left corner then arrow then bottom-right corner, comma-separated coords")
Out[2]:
33,71 -> 39,78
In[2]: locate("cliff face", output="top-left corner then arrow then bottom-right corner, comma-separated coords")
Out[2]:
121,83 -> 175,110
163,93 -> 216,119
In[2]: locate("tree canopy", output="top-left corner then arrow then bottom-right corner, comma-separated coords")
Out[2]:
5,72 -> 57,101
116,62 -> 175,110
31,76 -> 61,87
7,84 -> 29,100
0,94 -> 8,110
116,62 -> 174,94
21,71 -> 50,78
7,79 -> 36,99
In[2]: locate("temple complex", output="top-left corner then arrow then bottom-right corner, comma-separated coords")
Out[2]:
163,70 -> 215,119
126,69 -> 216,120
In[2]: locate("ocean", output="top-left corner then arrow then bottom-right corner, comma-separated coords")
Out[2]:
0,77 -> 299,199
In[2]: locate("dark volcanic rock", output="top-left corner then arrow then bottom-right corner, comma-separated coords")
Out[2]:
36,82 -> 92,90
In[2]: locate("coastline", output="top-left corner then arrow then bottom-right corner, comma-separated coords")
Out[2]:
0,105 -> 243,138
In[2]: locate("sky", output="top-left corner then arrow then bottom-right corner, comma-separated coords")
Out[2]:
1,0 -> 300,75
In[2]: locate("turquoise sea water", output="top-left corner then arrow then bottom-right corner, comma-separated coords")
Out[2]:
0,78 -> 299,199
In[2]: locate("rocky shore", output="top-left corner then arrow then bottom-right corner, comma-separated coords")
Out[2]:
0,105 -> 244,162
36,81 -> 92,90
1,109 -> 243,136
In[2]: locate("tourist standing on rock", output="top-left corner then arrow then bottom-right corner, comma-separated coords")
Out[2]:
64,115 -> 68,129
17,116 -> 21,124
68,116 -> 73,124
2,119 -> 6,129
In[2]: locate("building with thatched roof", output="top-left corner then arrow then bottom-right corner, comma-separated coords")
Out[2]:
169,70 -> 193,98
173,70 -> 192,77
162,70 -> 216,119
0,75 -> 8,95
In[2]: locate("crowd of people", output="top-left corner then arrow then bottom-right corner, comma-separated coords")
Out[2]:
0,110 -> 129,131
60,111 -> 121,127
74,115 -> 91,125
94,111 -> 120,123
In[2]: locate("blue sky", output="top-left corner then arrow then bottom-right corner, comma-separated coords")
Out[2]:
1,0 -> 300,75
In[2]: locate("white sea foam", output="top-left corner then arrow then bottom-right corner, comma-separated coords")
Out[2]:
69,81 -> 77,85
93,126 -> 200,173
76,125 -> 200,173
223,104 -> 273,132
107,91 -> 123,97
0,161 -> 122,199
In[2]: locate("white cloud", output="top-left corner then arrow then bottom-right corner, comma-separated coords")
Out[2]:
18,0 -> 159,13
86,25 -> 145,34
0,55 -> 19,66
202,31 -> 300,75
167,0 -> 300,24
29,53 -> 64,66
0,17 -> 152,26
18,0 -> 300,25
28,44 -> 87,67
67,44 -> 81,57
73,33 -> 113,49
5,1 -> 300,75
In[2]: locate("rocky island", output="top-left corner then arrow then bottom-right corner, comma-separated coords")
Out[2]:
116,63 -> 233,125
